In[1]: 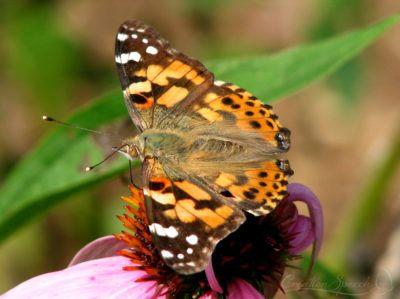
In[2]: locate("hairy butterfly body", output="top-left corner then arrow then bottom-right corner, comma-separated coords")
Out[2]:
115,20 -> 293,274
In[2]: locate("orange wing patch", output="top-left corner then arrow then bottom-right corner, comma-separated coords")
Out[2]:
147,177 -> 175,205
174,181 -> 212,201
215,160 -> 293,215
149,59 -> 209,110
147,177 -> 233,227
193,84 -> 291,151
124,69 -> 155,110
151,60 -> 192,86
175,199 -> 229,229
157,86 -> 189,107
147,64 -> 166,81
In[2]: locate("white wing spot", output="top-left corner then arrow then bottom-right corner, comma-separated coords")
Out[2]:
146,46 -> 158,55
161,250 -> 174,259
149,223 -> 156,234
177,253 -> 184,260
137,28 -> 145,33
142,38 -> 149,44
128,51 -> 141,62
214,80 -> 225,86
149,223 -> 178,238
117,33 -> 129,41
186,262 -> 196,267
186,234 -> 198,245
115,55 -> 121,64
119,53 -> 129,64
166,226 -> 179,238
187,248 -> 193,254
150,223 -> 165,236
143,187 -> 150,197
131,33 -> 138,39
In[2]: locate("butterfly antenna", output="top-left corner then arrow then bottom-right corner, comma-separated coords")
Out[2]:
42,115 -> 104,135
85,144 -> 128,172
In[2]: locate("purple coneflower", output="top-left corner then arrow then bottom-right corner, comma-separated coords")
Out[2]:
1,183 -> 323,299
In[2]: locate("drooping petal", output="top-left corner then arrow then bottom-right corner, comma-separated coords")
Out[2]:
226,279 -> 264,299
1,256 -> 165,299
288,215 -> 314,254
69,236 -> 126,266
287,183 -> 323,255
205,259 -> 223,293
286,183 -> 324,276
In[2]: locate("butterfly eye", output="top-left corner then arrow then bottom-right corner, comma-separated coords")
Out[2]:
113,144 -> 137,161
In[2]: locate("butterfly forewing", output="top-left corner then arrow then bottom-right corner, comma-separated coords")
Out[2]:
115,20 -> 213,130
142,159 -> 245,274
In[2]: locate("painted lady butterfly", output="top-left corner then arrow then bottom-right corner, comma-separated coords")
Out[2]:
115,20 -> 293,274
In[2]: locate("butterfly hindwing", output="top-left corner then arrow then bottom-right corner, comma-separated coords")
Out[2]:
142,159 -> 245,274
212,159 -> 293,215
191,81 -> 291,153
184,82 -> 293,214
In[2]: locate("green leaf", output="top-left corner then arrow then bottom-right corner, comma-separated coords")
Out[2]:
206,14 -> 400,101
0,91 -> 136,242
0,15 -> 398,242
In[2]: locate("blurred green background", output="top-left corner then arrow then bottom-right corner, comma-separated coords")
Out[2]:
0,0 -> 399,298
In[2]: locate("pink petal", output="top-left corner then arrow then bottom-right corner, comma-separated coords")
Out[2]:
200,293 -> 218,299
69,236 -> 126,266
286,183 -> 324,276
1,256 -> 165,299
286,183 -> 323,257
288,215 -> 314,254
205,259 -> 223,293
226,279 -> 263,299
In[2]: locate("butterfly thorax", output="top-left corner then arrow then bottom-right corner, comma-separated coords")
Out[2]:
125,129 -> 189,162
124,126 -> 273,180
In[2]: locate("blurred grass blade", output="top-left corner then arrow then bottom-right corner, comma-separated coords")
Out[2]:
0,15 -> 399,242
293,256 -> 357,298
207,14 -> 400,101
327,127 -> 400,272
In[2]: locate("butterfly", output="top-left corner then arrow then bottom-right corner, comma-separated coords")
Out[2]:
115,20 -> 293,275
